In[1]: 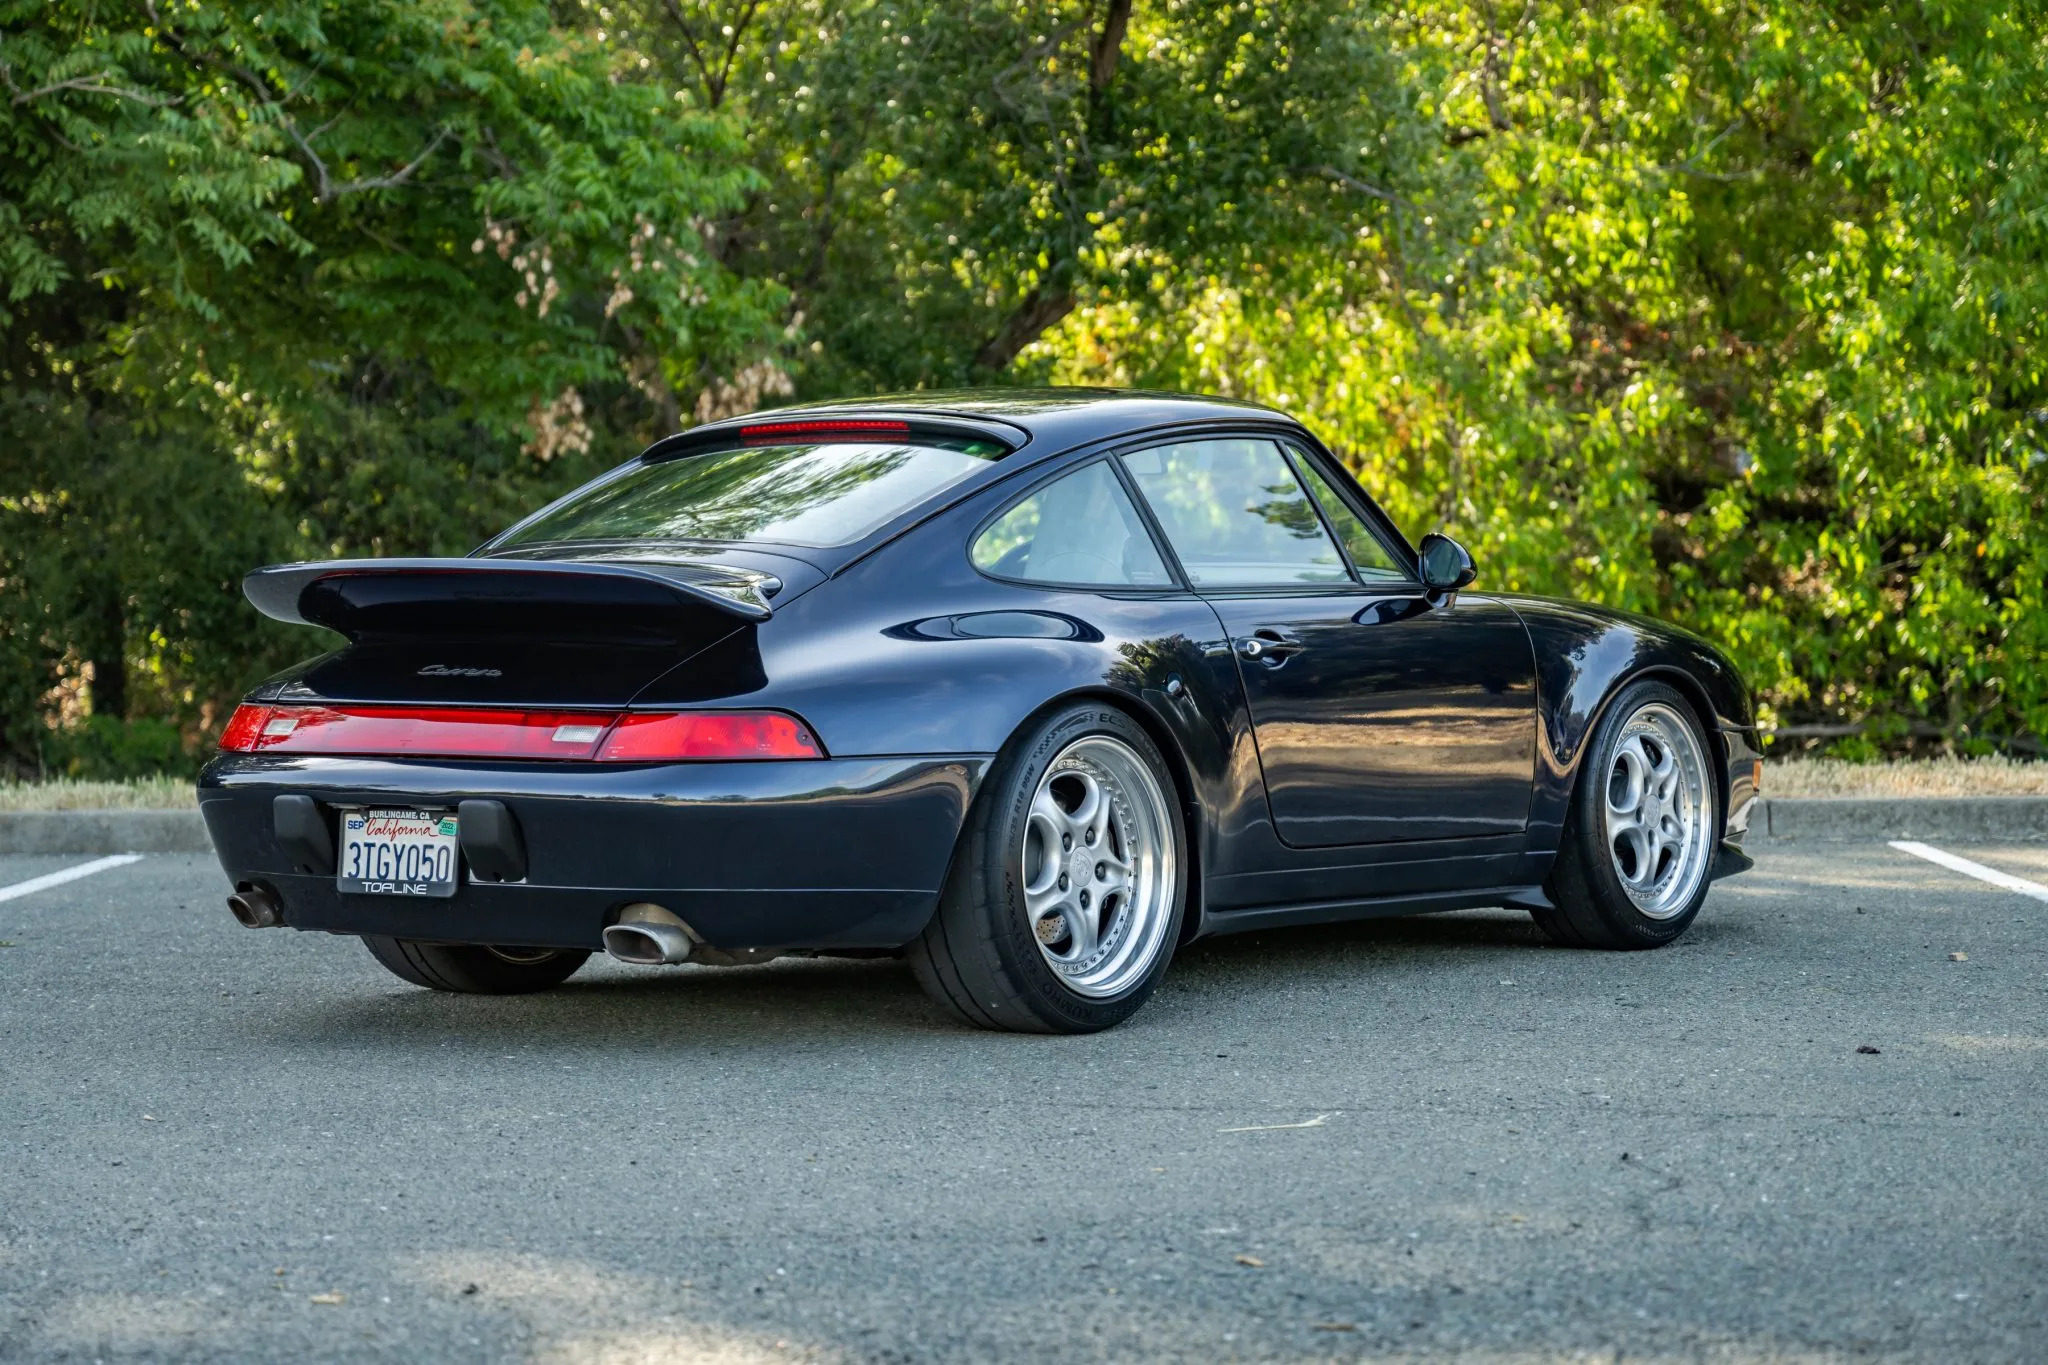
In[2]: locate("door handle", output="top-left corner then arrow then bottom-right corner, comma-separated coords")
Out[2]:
1236,628 -> 1304,665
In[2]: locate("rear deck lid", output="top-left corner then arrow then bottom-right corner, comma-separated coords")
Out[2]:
243,554 -> 799,709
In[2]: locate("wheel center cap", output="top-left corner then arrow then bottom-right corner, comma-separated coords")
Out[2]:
1645,794 -> 1664,823
1069,849 -> 1095,886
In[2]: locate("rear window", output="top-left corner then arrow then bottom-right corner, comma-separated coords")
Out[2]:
497,436 -> 1009,550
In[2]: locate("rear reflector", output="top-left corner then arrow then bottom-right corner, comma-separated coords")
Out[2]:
218,704 -> 824,761
738,418 -> 910,444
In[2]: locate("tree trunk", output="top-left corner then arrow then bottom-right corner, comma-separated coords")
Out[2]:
972,287 -> 1078,373
969,0 -> 1130,374
86,586 -> 126,721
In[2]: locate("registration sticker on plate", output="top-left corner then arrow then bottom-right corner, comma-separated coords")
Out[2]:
338,808 -> 460,897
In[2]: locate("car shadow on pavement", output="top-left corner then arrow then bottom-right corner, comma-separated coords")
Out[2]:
257,904 -> 1662,1054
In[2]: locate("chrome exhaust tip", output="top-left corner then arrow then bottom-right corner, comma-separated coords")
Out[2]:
602,920 -> 693,966
602,902 -> 782,968
226,885 -> 283,929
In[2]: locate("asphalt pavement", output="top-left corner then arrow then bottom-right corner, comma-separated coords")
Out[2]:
2,839 -> 2044,1362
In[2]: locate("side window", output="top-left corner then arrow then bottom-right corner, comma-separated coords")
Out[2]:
1293,453 -> 1408,580
1120,438 -> 1348,587
971,460 -> 1172,587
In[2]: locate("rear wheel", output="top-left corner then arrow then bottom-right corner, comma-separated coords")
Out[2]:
909,703 -> 1186,1033
1533,679 -> 1720,950
363,937 -> 589,994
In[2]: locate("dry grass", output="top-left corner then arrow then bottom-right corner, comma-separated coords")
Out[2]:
0,776 -> 197,811
1767,755 -> 2048,799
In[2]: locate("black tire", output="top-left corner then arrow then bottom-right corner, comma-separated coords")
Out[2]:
1533,679 -> 1721,950
909,702 -> 1188,1033
362,937 -> 589,994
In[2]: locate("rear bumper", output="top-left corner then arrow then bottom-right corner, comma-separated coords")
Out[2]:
198,754 -> 988,952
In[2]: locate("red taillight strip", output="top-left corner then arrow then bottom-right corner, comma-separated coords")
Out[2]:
217,703 -> 826,761
598,710 -> 822,761
217,704 -> 617,759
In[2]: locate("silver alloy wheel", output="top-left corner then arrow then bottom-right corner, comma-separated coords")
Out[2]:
1020,735 -> 1178,999
1603,701 -> 1713,919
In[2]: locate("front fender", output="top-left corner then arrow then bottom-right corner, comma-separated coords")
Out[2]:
1499,595 -> 1759,853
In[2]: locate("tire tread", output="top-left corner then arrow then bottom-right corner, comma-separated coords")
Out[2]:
362,936 -> 587,994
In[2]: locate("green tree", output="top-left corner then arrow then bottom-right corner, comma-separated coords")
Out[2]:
0,0 -> 785,770
1032,0 -> 2048,749
616,0 -> 1402,386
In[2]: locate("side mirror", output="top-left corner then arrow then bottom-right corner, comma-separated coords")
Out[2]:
1418,532 -> 1477,593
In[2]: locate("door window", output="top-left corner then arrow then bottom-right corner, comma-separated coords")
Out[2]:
972,460 -> 1172,586
1121,438 -> 1348,587
1292,453 -> 1408,581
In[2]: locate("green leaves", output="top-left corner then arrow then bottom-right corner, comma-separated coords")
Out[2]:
2,0 -> 2042,766
0,0 -> 783,766
1029,0 -> 2048,748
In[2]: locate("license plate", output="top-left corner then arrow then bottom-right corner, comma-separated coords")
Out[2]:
338,808 -> 460,897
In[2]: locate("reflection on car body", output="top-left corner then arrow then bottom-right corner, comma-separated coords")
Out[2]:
201,390 -> 1760,1032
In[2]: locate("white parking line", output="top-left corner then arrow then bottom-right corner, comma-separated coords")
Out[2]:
1889,841 -> 2048,905
0,854 -> 145,904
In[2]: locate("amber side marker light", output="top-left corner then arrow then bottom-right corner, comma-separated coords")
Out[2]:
218,704 -> 825,761
1753,758 -> 1764,793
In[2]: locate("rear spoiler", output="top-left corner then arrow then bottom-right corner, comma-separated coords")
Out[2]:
244,557 -> 774,644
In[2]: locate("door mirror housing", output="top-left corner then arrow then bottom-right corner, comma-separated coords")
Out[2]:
1418,532 -> 1477,593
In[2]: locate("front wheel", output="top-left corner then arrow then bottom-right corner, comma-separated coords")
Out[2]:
363,937 -> 589,994
909,703 -> 1187,1033
1533,679 -> 1721,950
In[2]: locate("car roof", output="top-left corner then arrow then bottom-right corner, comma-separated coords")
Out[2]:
676,387 -> 1297,456
508,388 -> 1325,579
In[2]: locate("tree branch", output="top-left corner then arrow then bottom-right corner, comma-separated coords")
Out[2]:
2,66 -> 178,107
325,126 -> 450,200
1089,0 -> 1131,94
1654,117 -> 1761,180
141,1 -> 446,201
973,286 -> 1076,373
970,1 -> 1129,373
1307,165 -> 1414,211
659,0 -> 725,108
712,1 -> 762,106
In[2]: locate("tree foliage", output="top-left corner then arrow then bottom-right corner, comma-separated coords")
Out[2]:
0,0 -> 782,771
2,0 -> 2042,771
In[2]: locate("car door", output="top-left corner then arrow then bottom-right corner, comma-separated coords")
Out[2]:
1119,435 -> 1537,847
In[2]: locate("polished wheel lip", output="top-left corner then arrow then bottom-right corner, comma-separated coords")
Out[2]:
1603,701 -> 1713,919
1019,734 -> 1177,999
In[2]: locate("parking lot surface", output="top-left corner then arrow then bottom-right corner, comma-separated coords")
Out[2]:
2,839 -> 2044,1362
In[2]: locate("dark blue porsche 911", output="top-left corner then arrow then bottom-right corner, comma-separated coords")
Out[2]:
201,389 -> 1761,1033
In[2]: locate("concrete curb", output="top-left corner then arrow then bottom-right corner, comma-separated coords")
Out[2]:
1763,797 -> 2048,842
2,798 -> 2043,857
0,810 -> 210,856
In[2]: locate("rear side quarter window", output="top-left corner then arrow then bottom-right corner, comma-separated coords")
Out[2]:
972,461 -> 1172,587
